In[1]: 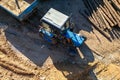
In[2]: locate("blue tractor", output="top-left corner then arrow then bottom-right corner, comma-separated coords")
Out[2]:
39,8 -> 86,56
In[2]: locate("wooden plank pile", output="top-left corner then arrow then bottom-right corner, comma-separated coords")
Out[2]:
81,0 -> 120,40
111,0 -> 120,9
111,0 -> 120,14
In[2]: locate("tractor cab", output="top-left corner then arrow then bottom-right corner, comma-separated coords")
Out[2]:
39,8 -> 85,47
40,8 -> 70,32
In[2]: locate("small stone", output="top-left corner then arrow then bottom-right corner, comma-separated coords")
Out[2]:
40,76 -> 46,80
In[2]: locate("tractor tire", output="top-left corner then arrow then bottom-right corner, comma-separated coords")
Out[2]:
83,36 -> 87,41
39,32 -> 44,38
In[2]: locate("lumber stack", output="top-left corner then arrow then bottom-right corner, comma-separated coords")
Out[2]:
111,0 -> 120,10
111,0 -> 120,15
81,0 -> 120,40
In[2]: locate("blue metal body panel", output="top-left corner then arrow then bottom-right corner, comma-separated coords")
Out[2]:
64,29 -> 84,47
39,29 -> 54,43
0,0 -> 39,21
39,28 -> 84,46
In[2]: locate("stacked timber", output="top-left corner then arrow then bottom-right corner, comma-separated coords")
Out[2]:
81,0 -> 120,40
111,0 -> 120,10
111,0 -> 120,15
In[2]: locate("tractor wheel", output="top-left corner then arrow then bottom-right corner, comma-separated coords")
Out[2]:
51,38 -> 57,44
82,36 -> 87,41
39,32 -> 44,38
70,23 -> 75,31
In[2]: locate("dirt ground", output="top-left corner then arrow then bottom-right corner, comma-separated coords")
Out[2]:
0,0 -> 120,80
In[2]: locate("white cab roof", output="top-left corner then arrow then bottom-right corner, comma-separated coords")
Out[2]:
42,8 -> 69,29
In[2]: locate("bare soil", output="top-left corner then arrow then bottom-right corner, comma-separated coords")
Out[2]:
0,0 -> 120,80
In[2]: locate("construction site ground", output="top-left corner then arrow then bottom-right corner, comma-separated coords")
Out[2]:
0,0 -> 120,80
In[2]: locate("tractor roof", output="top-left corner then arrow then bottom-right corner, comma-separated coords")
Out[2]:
41,8 -> 69,30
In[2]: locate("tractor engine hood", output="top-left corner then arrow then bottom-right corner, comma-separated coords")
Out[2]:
64,30 -> 85,47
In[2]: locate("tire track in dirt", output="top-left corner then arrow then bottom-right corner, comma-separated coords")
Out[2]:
0,49 -> 36,76
0,59 -> 34,76
0,29 -> 39,77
